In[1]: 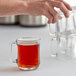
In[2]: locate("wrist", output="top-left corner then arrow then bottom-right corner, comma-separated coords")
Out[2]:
17,1 -> 28,15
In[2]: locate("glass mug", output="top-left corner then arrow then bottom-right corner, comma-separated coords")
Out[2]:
49,11 -> 76,37
49,10 -> 76,59
11,37 -> 40,71
49,35 -> 76,59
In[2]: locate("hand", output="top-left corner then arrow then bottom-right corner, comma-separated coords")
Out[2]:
23,0 -> 72,23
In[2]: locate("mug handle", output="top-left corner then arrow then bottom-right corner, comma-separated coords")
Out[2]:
11,42 -> 18,63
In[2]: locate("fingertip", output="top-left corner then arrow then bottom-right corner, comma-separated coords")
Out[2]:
58,15 -> 62,20
48,19 -> 53,24
69,7 -> 72,11
48,21 -> 50,24
65,13 -> 69,18
52,20 -> 56,24
69,5 -> 73,10
66,6 -> 72,11
48,20 -> 52,24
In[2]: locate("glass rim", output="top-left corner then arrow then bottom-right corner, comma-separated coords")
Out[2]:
58,11 -> 74,16
16,37 -> 41,42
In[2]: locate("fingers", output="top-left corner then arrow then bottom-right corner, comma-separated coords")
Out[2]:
42,1 -> 62,23
48,7 -> 62,23
55,0 -> 72,11
62,1 -> 72,11
43,11 -> 53,23
48,1 -> 70,18
41,0 -> 71,23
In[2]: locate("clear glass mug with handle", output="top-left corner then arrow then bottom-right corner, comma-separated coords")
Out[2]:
11,37 -> 40,71
49,35 -> 76,59
49,9 -> 76,59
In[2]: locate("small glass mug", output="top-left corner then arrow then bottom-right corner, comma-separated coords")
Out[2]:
49,10 -> 76,37
49,35 -> 76,59
11,37 -> 40,71
49,9 -> 76,59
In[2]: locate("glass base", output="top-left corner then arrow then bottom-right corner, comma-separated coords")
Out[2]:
18,65 -> 39,71
50,53 -> 58,57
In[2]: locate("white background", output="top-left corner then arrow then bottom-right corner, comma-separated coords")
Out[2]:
66,0 -> 76,6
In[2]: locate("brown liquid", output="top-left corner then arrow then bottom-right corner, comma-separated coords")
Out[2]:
17,44 -> 39,68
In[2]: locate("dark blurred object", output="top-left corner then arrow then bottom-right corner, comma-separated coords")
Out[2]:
0,15 -> 19,24
19,15 -> 47,26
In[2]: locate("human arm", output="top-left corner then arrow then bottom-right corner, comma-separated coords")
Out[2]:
0,0 -> 27,16
0,0 -> 72,23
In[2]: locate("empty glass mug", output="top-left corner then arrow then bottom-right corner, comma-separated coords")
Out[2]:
49,10 -> 76,59
11,37 -> 40,71
49,35 -> 76,59
49,11 -> 76,37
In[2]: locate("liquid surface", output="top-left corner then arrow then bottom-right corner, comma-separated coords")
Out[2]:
17,44 -> 39,68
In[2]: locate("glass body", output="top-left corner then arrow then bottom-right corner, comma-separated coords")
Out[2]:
11,37 -> 40,71
50,35 -> 76,59
49,11 -> 76,59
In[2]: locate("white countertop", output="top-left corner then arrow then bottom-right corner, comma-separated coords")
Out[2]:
0,25 -> 76,76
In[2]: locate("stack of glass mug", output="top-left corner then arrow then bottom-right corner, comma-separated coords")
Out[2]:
49,8 -> 76,59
